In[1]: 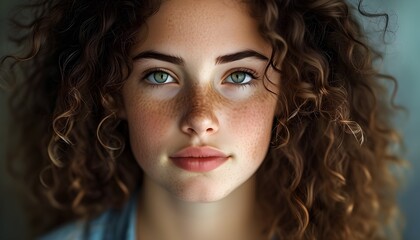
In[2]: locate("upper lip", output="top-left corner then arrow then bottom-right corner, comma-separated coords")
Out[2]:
170,146 -> 229,158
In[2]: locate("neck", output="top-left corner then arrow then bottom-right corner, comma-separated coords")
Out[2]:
136,175 -> 266,240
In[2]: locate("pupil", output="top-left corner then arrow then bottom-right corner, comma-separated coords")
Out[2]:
233,72 -> 244,83
156,72 -> 168,83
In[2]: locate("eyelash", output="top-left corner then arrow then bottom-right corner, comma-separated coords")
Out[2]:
141,67 -> 175,88
225,67 -> 260,89
140,67 -> 260,88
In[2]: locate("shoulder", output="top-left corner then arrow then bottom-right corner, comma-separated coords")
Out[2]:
39,206 -> 136,240
39,193 -> 138,240
38,211 -> 112,240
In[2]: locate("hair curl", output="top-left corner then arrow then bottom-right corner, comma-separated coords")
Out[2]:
1,0 -> 404,239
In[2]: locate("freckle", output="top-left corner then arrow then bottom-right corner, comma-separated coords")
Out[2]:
173,85 -> 232,116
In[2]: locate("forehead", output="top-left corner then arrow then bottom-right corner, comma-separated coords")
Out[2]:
134,0 -> 271,58
156,0 -> 249,29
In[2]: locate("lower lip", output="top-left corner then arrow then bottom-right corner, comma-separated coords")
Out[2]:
170,157 -> 229,172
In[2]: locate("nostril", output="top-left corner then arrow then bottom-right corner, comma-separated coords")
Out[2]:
180,112 -> 219,137
187,128 -> 196,134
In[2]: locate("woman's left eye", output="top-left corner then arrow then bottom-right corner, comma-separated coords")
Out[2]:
225,71 -> 255,85
144,70 -> 176,85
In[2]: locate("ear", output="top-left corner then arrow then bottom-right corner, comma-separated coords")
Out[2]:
117,107 -> 127,120
274,102 -> 281,117
116,97 -> 127,120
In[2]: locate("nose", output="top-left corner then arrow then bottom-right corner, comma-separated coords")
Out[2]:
180,89 -> 220,138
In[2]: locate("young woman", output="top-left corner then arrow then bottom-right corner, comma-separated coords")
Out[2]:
2,0 -> 404,239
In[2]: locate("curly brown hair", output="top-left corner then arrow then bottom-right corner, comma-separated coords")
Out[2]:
1,0 -> 404,239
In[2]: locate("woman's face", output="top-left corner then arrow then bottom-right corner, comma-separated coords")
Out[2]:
121,0 -> 280,202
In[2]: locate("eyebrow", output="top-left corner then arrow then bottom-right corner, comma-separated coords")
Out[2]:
132,50 -> 269,65
133,51 -> 184,65
215,50 -> 269,64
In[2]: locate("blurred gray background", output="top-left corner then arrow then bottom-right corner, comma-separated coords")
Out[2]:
1,0 -> 419,239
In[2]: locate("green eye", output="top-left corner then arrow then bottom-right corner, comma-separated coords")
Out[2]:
145,71 -> 175,84
226,71 -> 253,84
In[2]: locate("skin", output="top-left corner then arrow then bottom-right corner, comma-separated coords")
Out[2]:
120,0 -> 280,239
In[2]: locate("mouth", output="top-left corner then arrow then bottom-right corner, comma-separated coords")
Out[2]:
169,146 -> 230,172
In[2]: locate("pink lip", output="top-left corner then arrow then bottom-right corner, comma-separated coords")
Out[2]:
170,146 -> 229,172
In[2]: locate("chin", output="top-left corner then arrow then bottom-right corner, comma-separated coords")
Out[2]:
169,179 -> 235,203
175,192 -> 228,203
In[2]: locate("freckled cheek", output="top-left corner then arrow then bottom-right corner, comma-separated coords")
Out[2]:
126,101 -> 174,167
226,99 -> 275,162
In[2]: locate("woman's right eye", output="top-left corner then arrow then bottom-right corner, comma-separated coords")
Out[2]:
144,71 -> 176,85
